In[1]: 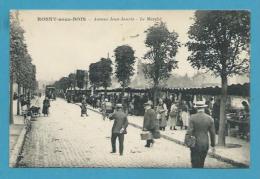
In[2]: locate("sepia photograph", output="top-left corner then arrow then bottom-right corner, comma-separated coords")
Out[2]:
9,10 -> 250,168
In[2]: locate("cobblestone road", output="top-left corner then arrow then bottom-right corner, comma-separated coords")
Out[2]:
17,98 -> 233,168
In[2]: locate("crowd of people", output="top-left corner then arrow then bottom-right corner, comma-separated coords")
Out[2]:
75,92 -> 249,168
73,92 -> 226,133
14,90 -> 249,168
17,93 -> 51,121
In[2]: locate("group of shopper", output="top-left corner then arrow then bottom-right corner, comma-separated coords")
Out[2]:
107,99 -> 216,168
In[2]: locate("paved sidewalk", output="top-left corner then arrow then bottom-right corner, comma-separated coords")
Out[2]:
10,98 -> 42,167
86,105 -> 250,167
9,112 -> 26,167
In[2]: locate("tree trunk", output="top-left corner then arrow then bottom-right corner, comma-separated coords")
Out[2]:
121,84 -> 125,103
17,83 -> 21,116
153,81 -> 159,107
218,75 -> 228,146
104,86 -> 107,98
10,79 -> 14,124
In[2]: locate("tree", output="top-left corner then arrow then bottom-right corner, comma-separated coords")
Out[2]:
186,11 -> 250,146
99,58 -> 113,96
84,70 -> 89,90
89,62 -> 101,90
76,70 -> 86,89
143,22 -> 180,105
114,45 -> 135,96
10,12 -> 27,119
54,77 -> 70,93
89,58 -> 112,96
10,11 -> 38,122
68,73 -> 76,90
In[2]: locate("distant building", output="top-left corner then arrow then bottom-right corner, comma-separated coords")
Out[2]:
130,59 -> 150,88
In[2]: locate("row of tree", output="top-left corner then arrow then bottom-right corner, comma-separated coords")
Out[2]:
10,11 -> 38,123
54,70 -> 88,93
53,11 -> 249,146
89,57 -> 113,93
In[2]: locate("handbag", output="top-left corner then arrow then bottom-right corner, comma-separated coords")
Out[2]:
140,131 -> 153,140
184,133 -> 196,148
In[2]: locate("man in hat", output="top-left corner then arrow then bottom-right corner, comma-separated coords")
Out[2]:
186,101 -> 216,168
101,98 -> 113,120
109,104 -> 128,156
143,100 -> 158,147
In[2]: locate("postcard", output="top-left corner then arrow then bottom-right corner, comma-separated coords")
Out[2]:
9,10 -> 250,168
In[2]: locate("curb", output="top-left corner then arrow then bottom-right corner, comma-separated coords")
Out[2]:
9,126 -> 27,167
76,102 -> 249,168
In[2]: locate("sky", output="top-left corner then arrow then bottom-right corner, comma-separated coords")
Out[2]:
17,10 -> 197,82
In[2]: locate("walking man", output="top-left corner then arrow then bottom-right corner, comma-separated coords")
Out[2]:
143,100 -> 158,148
109,104 -> 128,156
186,101 -> 216,168
101,98 -> 113,120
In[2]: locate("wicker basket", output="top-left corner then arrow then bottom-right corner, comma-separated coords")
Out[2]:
140,131 -> 153,140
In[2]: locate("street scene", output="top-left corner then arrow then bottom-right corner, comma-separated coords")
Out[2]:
10,10 -> 250,168
16,98 -> 234,168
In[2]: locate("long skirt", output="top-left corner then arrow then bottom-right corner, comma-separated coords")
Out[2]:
42,106 -> 49,115
169,114 -> 177,127
181,111 -> 189,127
159,113 -> 167,127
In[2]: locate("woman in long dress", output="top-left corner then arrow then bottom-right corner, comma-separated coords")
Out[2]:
42,97 -> 50,117
180,101 -> 190,129
156,98 -> 167,131
169,103 -> 178,130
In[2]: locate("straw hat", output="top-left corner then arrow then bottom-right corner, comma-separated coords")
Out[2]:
194,101 -> 208,108
116,103 -> 123,108
144,100 -> 153,106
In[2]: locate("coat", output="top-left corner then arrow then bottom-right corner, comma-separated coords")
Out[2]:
186,111 -> 216,151
169,104 -> 178,126
143,108 -> 158,131
156,103 -> 167,127
109,110 -> 128,134
42,99 -> 50,114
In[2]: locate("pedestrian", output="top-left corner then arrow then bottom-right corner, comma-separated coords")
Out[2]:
186,101 -> 216,168
240,101 -> 250,138
109,104 -> 128,156
20,95 -> 28,116
205,97 -> 213,115
101,98 -> 113,120
164,97 -> 172,120
212,99 -> 220,134
80,101 -> 88,117
128,99 -> 134,115
156,98 -> 167,131
241,100 -> 250,114
33,93 -> 41,108
168,103 -> 178,130
42,97 -> 50,117
180,101 -> 190,130
31,93 -> 41,116
143,100 -> 159,147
